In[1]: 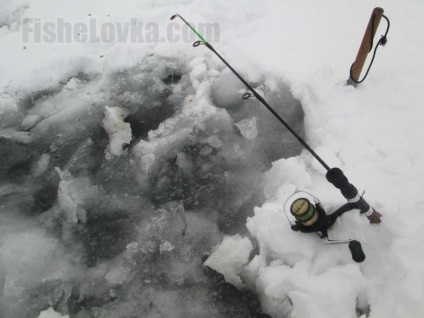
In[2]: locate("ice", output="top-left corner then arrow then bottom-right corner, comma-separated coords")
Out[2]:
37,308 -> 69,318
203,234 -> 253,288
0,228 -> 75,309
0,0 -> 28,28
0,127 -> 33,143
32,154 -> 50,177
207,135 -> 222,148
235,117 -> 258,140
175,152 -> 192,173
211,72 -> 245,109
199,145 -> 213,156
56,167 -> 89,224
102,106 -> 132,159
0,252 -> 5,298
104,265 -> 131,285
20,114 -> 41,130
159,241 -> 175,253
0,41 -> 280,316
141,153 -> 156,165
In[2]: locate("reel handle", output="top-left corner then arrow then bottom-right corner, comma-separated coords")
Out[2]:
348,240 -> 366,263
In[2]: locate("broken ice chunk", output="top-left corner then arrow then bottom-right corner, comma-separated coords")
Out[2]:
159,241 -> 175,253
208,135 -> 222,148
0,128 -> 33,144
141,153 -> 156,166
105,266 -> 130,285
64,77 -> 82,91
203,234 -> 253,288
55,167 -> 94,225
199,145 -> 213,156
37,307 -> 69,318
176,152 -> 192,173
235,117 -> 258,140
102,106 -> 132,160
32,153 -> 50,177
20,114 -> 41,130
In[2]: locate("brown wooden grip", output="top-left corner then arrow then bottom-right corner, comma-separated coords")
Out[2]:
349,7 -> 384,84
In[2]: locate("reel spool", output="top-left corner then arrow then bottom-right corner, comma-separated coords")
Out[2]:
291,198 -> 319,226
284,191 -> 366,263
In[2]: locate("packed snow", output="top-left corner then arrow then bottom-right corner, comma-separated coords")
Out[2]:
1,0 -> 424,318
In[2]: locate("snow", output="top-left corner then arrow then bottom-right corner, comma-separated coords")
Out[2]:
203,234 -> 253,288
37,308 -> 69,318
1,0 -> 424,317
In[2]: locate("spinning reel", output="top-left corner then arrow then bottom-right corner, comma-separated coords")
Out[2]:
284,191 -> 366,263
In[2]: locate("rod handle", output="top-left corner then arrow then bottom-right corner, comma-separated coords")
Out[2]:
348,7 -> 384,85
326,168 -> 358,200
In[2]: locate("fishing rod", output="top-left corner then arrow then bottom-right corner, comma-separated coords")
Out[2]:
171,14 -> 330,171
171,14 -> 382,262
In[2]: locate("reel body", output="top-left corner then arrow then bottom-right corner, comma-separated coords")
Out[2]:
284,192 -> 366,263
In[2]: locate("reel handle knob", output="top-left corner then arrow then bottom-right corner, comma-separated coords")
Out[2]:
349,240 -> 366,263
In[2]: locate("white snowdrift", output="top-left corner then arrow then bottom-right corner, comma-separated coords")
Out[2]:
204,234 -> 253,288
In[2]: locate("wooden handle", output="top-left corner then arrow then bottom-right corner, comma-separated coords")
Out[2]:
349,7 -> 384,85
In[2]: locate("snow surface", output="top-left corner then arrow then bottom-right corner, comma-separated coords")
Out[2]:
1,0 -> 424,318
